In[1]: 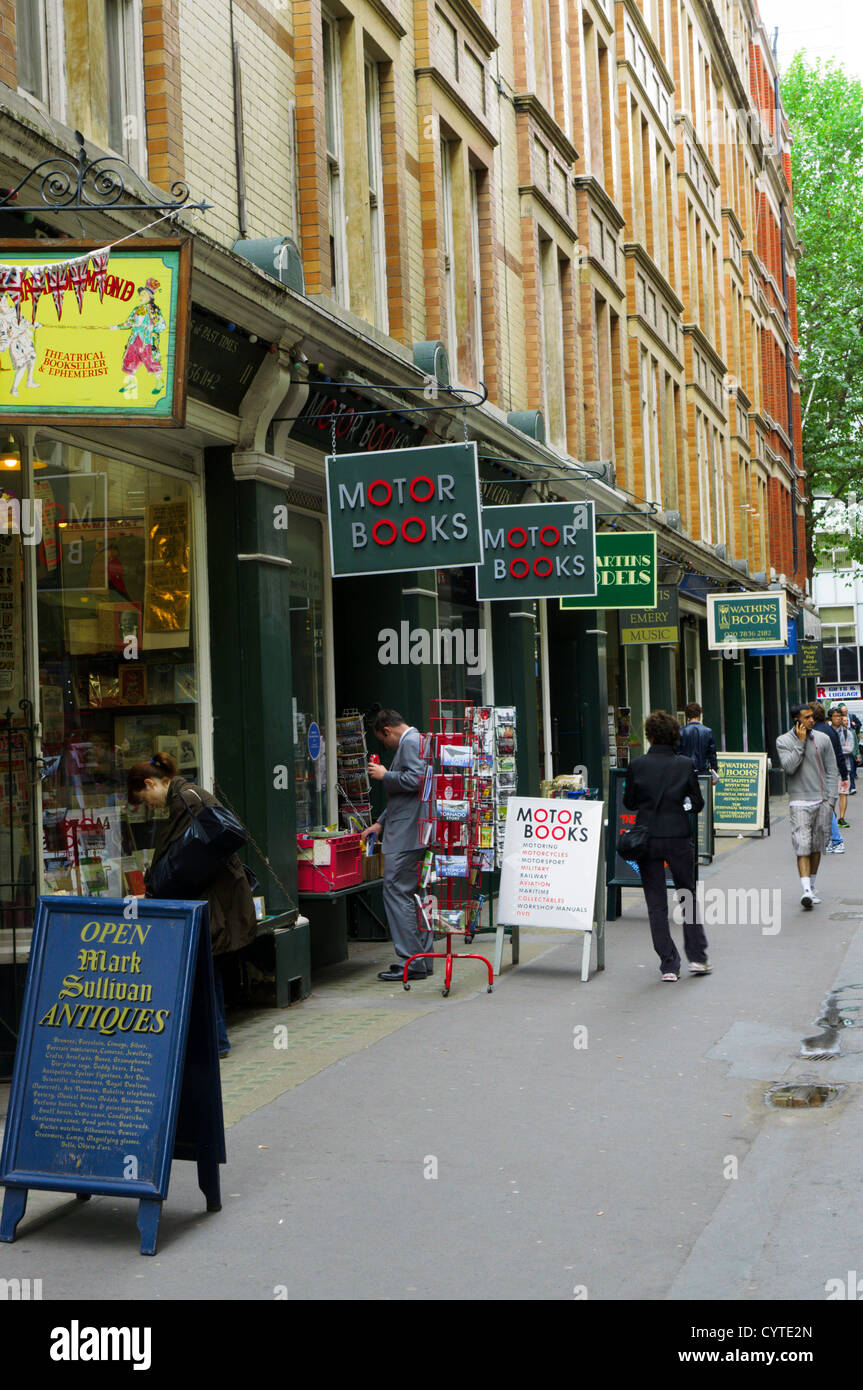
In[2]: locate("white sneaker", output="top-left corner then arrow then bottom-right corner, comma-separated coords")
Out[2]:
833,844 -> 846,854
801,891 -> 814,910
810,890 -> 822,904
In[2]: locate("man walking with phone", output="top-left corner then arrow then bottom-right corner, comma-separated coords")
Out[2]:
776,704 -> 838,910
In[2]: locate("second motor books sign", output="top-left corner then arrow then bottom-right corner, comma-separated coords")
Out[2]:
475,502 -> 596,601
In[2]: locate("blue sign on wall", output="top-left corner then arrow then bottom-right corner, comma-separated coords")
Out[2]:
0,896 -> 225,1255
307,721 -> 322,761
758,619 -> 798,657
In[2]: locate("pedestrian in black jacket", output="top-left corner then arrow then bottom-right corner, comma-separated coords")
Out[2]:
677,701 -> 718,776
623,710 -> 709,981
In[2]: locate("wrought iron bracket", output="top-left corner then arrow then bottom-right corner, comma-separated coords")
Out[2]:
273,378 -> 488,424
1,129 -> 213,215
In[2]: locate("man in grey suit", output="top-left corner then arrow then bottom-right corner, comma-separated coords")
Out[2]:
361,709 -> 433,981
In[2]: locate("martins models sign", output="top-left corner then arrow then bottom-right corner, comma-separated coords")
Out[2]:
326,442 -> 483,577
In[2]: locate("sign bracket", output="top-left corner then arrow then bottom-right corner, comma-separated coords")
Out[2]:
2,130 -> 213,215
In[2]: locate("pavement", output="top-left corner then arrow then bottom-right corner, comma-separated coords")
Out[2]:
3,793 -> 863,1301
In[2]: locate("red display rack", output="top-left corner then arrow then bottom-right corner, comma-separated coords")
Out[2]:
403,700 -> 494,997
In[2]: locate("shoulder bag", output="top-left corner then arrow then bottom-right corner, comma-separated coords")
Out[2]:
617,778 -> 668,864
147,786 -> 247,899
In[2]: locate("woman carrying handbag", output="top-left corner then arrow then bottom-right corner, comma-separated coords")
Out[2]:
127,752 -> 257,1057
621,711 -> 709,982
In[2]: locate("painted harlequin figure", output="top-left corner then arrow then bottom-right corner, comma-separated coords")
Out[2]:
111,277 -> 167,399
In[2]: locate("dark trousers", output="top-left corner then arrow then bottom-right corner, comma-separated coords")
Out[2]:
639,836 -> 708,975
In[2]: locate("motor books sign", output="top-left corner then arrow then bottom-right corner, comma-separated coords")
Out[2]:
475,502 -> 596,600
560,531 -> 657,610
498,797 -> 603,929
707,592 -> 787,650
0,896 -> 225,1255
0,239 -> 191,426
326,441 -> 483,577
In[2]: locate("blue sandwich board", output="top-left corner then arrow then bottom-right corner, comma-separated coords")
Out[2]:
0,896 -> 225,1256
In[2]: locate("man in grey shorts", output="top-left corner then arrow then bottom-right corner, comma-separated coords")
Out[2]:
776,704 -> 839,910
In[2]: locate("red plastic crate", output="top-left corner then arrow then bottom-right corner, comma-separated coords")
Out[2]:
296,833 -> 362,891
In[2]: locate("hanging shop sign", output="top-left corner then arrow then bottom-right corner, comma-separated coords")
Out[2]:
475,502 -> 596,601
757,619 -> 798,657
707,591 -> 787,651
326,441 -> 483,578
0,239 -> 191,427
800,641 -> 822,680
619,585 -> 679,644
713,752 -> 768,834
291,376 -> 427,453
0,897 -> 225,1256
561,531 -> 657,610
187,305 -> 268,414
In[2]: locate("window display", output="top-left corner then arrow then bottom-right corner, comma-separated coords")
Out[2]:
34,436 -> 200,895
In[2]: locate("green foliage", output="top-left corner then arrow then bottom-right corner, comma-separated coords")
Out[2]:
782,56 -> 863,562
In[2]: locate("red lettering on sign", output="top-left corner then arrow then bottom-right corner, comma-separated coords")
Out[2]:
409,476 -> 435,503
533,556 -> 553,578
539,526 -> 560,547
368,480 -> 393,506
509,558 -> 530,579
507,527 -> 527,548
372,519 -> 397,545
402,517 -> 426,543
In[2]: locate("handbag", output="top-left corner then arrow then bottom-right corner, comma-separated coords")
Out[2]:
148,786 -> 247,899
617,780 -> 668,864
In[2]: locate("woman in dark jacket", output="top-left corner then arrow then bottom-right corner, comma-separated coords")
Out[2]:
623,710 -> 710,982
127,752 -> 257,1055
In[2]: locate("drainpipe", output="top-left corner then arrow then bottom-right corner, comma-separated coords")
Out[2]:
774,37 -> 799,579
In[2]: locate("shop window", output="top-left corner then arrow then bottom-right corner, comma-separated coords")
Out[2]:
0,435 -> 34,927
364,57 -> 389,335
625,644 -> 648,757
440,137 -> 458,367
288,512 -> 330,831
436,568 -> 483,706
35,438 -> 200,898
469,166 -> 485,383
17,0 -> 65,118
323,10 -> 349,306
105,0 -> 147,173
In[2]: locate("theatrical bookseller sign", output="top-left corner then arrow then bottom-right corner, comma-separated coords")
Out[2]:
0,239 -> 191,426
326,441 -> 483,577
0,896 -> 225,1256
498,797 -> 603,929
475,501 -> 596,601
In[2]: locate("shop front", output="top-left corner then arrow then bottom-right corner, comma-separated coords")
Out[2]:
0,423 -> 208,1070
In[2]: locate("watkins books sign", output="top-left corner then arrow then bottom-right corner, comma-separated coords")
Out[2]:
325,442 -> 483,577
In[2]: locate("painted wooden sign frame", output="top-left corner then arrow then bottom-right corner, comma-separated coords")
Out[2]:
0,896 -> 225,1255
